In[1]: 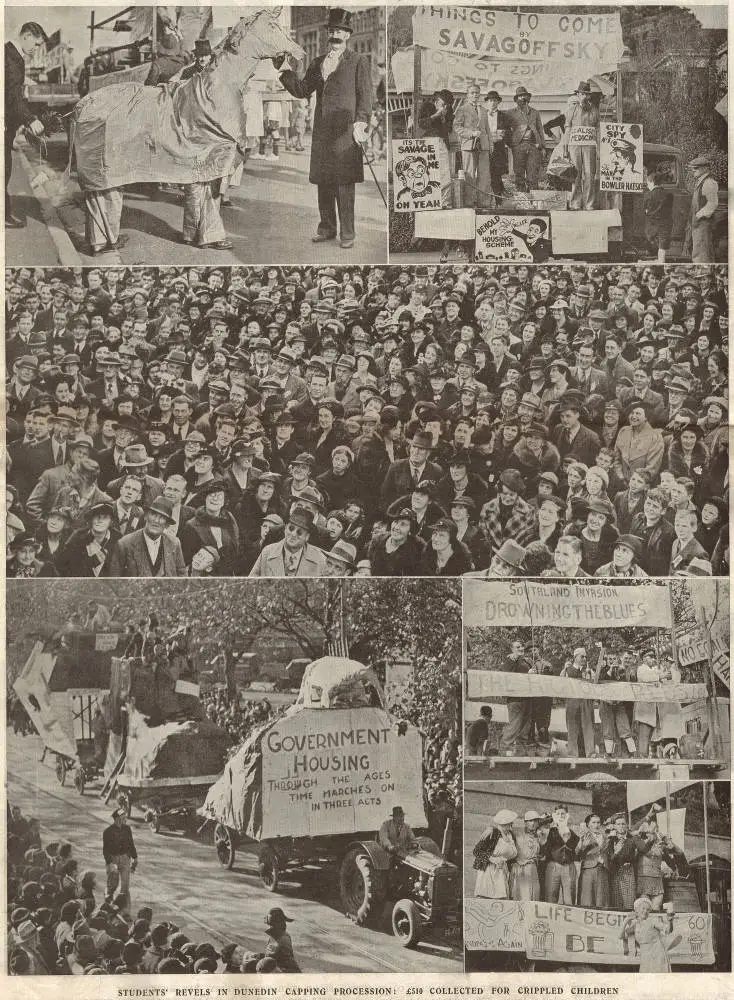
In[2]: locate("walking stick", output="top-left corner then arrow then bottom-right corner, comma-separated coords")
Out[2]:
357,139 -> 387,208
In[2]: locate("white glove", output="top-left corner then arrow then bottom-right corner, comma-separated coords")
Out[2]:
28,119 -> 44,136
353,121 -> 369,144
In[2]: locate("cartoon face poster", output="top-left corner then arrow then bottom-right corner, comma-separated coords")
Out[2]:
599,122 -> 644,192
392,137 -> 445,212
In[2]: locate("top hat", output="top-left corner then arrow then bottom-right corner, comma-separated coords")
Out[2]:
576,80 -> 592,94
194,39 -> 212,57
326,8 -> 354,33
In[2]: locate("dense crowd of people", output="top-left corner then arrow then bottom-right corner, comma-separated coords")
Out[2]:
472,804 -> 690,970
7,804 -> 301,974
473,641 -> 691,760
5,263 -> 727,580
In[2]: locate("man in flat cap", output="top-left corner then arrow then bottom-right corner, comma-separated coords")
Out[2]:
686,154 -> 719,263
102,807 -> 138,902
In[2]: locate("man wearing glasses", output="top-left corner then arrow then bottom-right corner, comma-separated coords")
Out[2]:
5,21 -> 47,228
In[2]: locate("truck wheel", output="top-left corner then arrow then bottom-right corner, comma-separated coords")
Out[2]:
258,846 -> 280,892
55,756 -> 67,786
392,898 -> 422,948
339,848 -> 386,926
214,823 -> 235,869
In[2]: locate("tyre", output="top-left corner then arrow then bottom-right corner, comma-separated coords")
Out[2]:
74,770 -> 85,795
214,823 -> 235,869
258,846 -> 280,892
55,757 -> 67,786
392,898 -> 422,948
339,847 -> 386,927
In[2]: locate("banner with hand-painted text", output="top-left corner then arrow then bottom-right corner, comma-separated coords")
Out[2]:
403,7 -> 623,96
260,708 -> 426,839
465,898 -> 714,964
600,122 -> 644,192
392,137 -> 447,213
466,669 -> 707,704
475,214 -> 550,263
463,580 -> 673,629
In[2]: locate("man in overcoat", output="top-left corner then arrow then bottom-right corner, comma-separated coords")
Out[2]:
5,21 -> 47,228
276,8 -> 372,249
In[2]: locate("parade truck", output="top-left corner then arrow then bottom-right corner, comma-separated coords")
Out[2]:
12,629 -> 128,793
101,652 -> 230,834
200,657 -> 461,948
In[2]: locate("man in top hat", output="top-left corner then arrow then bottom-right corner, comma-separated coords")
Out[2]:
108,497 -> 186,576
561,81 -> 600,211
102,807 -> 138,902
249,507 -> 327,577
505,86 -> 544,193
178,38 -> 232,251
6,21 -> 47,228
378,805 -> 419,857
686,154 -> 719,263
276,8 -> 372,249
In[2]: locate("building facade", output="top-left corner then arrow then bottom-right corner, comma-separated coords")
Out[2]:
290,5 -> 385,84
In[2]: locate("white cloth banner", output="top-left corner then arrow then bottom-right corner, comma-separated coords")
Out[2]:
463,580 -> 673,629
465,898 -> 714,965
391,47 -> 602,96
411,7 -> 624,66
626,781 -> 698,814
466,670 -> 706,704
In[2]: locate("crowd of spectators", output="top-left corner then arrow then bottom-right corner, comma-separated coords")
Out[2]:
6,263 -> 728,578
8,804 -> 298,974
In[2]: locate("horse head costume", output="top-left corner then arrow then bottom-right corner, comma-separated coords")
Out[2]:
72,9 -> 305,190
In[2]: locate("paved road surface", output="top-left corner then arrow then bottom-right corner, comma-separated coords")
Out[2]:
8,733 -> 460,973
6,148 -> 64,265
7,135 -> 388,267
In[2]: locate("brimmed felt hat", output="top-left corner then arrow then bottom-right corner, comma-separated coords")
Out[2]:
287,508 -> 314,532
493,539 -> 526,569
144,497 -> 176,523
9,531 -> 42,552
411,430 -> 434,450
514,86 -> 531,99
327,540 -> 358,568
123,444 -> 154,467
587,496 -> 615,518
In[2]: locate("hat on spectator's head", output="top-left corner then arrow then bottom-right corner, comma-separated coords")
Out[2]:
493,540 -> 527,571
513,86 -> 531,99
49,405 -> 81,428
448,448 -> 472,468
688,153 -> 712,169
674,557 -> 713,576
144,497 -> 176,523
123,444 -> 154,467
525,421 -> 548,440
291,451 -> 315,467
287,508 -> 314,533
499,468 -> 525,495
412,479 -> 436,498
380,405 -> 401,428
520,392 -> 544,414
411,430 -> 434,451
327,540 -> 358,569
336,354 -> 356,370
615,534 -> 643,560
586,496 -> 615,519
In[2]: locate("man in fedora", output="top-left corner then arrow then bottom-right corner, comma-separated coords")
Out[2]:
561,81 -> 600,211
108,497 -> 186,576
380,429 -> 443,508
249,507 -> 326,577
25,433 -> 95,525
686,154 -> 719,263
106,444 -> 164,509
276,8 -> 372,249
323,539 -> 357,577
5,21 -> 47,228
505,86 -> 544,193
102,808 -> 138,902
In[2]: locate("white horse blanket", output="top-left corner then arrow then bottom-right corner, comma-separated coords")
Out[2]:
73,76 -> 245,190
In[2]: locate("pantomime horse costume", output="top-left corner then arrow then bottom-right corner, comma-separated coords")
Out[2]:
71,9 -> 305,253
